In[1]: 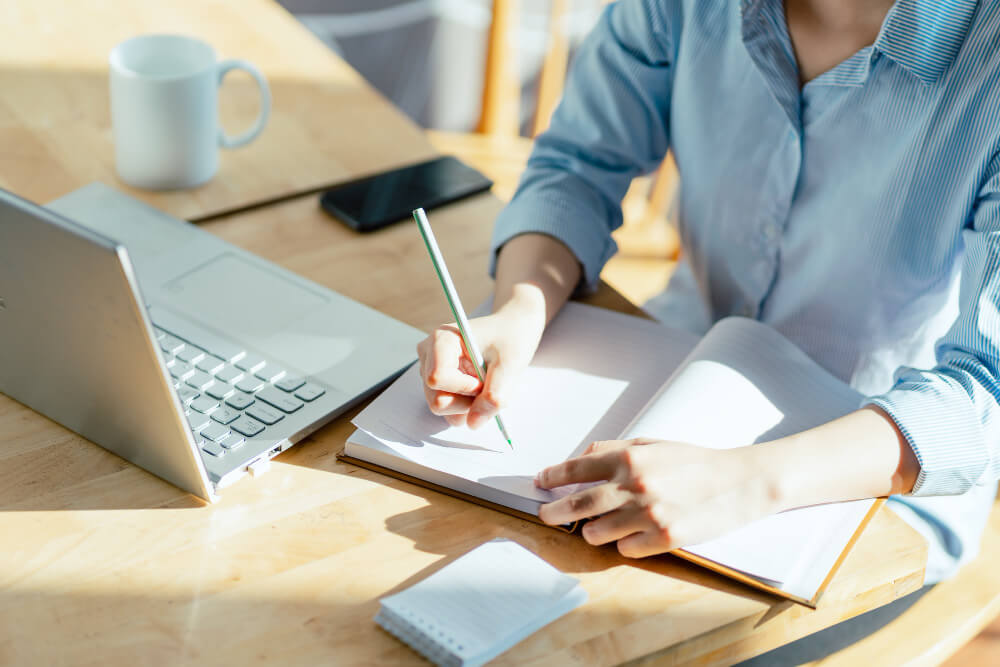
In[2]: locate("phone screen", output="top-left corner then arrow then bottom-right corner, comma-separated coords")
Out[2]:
320,156 -> 493,232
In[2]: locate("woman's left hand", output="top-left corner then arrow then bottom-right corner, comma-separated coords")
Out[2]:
535,438 -> 784,558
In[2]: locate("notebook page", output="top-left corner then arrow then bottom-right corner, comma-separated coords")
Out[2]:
619,317 -> 874,593
378,539 -> 585,666
353,302 -> 698,507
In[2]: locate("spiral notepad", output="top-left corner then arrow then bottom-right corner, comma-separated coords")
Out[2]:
375,539 -> 587,667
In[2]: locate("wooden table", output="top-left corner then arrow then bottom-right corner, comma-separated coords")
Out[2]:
0,0 -> 436,221
0,1 -> 928,665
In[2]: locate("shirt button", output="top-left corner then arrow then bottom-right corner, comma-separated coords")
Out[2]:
763,223 -> 781,243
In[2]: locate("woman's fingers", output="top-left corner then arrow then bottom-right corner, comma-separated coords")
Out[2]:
537,481 -> 631,525
420,327 -> 482,396
580,505 -> 646,545
584,437 -> 659,455
535,449 -> 623,489
422,384 -> 475,416
468,353 -> 510,429
615,525 -> 676,559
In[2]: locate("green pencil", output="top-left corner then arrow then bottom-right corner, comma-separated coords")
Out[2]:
412,207 -> 513,450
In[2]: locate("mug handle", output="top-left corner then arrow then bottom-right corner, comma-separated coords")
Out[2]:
216,59 -> 271,149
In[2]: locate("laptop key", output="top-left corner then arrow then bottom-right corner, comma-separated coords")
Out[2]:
211,407 -> 240,425
148,307 -> 247,363
185,370 -> 215,391
205,382 -> 235,400
169,361 -> 195,380
275,376 -> 306,392
175,345 -> 206,364
176,386 -> 199,406
257,386 -> 304,414
254,365 -> 286,383
190,396 -> 219,414
236,376 -> 264,393
187,412 -> 211,432
219,433 -> 246,450
246,403 -> 284,425
294,383 -> 326,402
196,355 -> 225,374
215,364 -> 244,384
159,335 -> 185,355
231,416 -> 265,437
235,354 -> 266,373
200,422 -> 230,442
153,328 -> 167,341
225,392 -> 255,411
202,441 -> 225,458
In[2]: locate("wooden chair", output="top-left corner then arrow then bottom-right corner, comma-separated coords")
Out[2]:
426,0 -> 680,306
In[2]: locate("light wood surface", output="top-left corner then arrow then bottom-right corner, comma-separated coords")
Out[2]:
0,1 -> 931,664
808,494 -> 1000,667
0,0 -> 436,222
0,191 -> 926,665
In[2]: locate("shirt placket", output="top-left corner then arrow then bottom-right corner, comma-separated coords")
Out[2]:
739,0 -> 804,317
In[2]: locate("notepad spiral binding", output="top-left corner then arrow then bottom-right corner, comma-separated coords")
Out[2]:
375,605 -> 466,667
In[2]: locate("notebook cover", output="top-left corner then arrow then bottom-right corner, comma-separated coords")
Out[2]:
339,452 -> 884,606
338,453 -> 577,533
674,497 -> 885,608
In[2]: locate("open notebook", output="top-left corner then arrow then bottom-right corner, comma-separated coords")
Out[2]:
344,302 -> 879,606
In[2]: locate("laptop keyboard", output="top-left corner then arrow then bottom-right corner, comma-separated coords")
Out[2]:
153,325 -> 326,461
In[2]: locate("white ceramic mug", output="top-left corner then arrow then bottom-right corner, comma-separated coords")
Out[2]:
109,34 -> 271,190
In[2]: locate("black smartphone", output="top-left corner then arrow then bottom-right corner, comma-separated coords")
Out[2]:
319,155 -> 493,232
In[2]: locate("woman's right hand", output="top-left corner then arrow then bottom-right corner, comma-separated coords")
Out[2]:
416,297 -> 546,429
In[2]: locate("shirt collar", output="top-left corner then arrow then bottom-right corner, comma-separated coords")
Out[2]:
741,0 -> 979,86
874,0 -> 979,84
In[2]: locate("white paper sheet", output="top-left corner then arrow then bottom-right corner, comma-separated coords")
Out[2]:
619,318 -> 874,597
350,307 -> 876,602
351,302 -> 698,506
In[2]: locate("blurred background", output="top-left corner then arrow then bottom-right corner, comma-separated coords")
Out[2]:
277,0 -> 681,309
279,0 -> 602,132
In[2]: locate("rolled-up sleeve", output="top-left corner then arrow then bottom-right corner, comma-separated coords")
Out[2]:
868,154 -> 1000,496
489,0 -> 680,289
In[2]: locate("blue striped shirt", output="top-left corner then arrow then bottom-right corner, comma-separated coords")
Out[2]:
490,0 -> 1000,581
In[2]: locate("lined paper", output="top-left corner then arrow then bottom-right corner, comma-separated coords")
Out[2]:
376,539 -> 587,666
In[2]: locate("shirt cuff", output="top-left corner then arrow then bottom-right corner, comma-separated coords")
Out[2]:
866,376 -> 988,496
488,179 -> 618,290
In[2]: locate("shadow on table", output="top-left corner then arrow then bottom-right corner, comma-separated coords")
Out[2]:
375,485 -> 783,610
0,572 -> 785,666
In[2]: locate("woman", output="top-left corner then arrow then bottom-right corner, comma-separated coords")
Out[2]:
417,0 -> 999,588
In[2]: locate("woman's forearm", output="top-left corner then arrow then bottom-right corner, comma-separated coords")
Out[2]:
757,405 -> 921,512
493,233 -> 582,326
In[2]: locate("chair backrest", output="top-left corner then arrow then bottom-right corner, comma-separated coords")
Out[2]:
477,0 -> 678,232
477,0 -> 589,139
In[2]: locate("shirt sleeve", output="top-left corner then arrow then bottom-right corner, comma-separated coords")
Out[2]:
867,153 -> 1000,496
489,0 -> 680,289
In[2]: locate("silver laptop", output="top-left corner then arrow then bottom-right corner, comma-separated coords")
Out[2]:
0,183 -> 424,501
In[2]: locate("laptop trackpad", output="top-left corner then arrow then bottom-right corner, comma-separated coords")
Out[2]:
163,254 -> 351,372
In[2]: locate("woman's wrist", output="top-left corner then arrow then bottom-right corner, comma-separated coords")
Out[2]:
748,406 -> 921,514
493,283 -> 547,339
